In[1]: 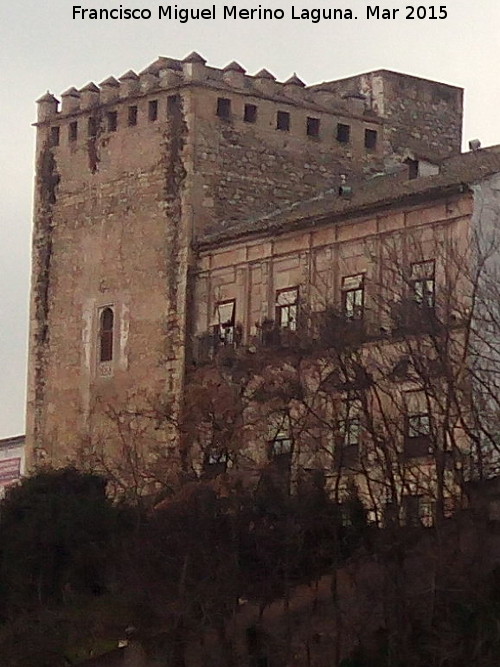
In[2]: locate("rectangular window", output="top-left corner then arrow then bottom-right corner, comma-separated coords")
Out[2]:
244,103 -> 257,123
203,446 -> 229,478
167,95 -> 180,116
365,128 -> 378,150
148,100 -> 158,122
404,390 -> 432,458
212,300 -> 236,345
106,111 -> 117,132
342,274 -> 364,320
207,448 -> 229,466
407,158 -> 419,180
276,288 -> 298,331
50,126 -> 60,147
336,123 -> 350,143
216,97 -> 231,119
99,307 -> 114,363
339,394 -> 362,447
403,495 -> 434,527
270,416 -> 293,460
403,495 -> 421,526
271,430 -> 292,458
128,105 -> 138,126
410,260 -> 435,308
306,117 -> 320,137
68,121 -> 78,142
276,110 -> 290,131
88,117 -> 98,138
405,390 -> 431,437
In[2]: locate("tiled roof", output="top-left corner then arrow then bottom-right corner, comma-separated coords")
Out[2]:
198,146 -> 500,247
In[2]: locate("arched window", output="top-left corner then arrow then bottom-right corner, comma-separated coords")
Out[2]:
99,307 -> 114,362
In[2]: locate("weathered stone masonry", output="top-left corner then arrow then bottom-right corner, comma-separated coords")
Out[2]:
27,52 -> 464,465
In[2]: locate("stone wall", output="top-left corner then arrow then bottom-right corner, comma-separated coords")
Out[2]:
27,54 -> 466,464
316,69 -> 463,162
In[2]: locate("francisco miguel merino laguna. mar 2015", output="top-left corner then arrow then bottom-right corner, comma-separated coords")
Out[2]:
72,4 -> 449,21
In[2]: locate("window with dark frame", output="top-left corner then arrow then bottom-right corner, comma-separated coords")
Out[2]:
213,300 -> 236,345
148,99 -> 158,122
68,121 -> 78,142
276,288 -> 298,331
270,417 -> 293,460
364,128 -> 378,150
216,97 -> 231,119
410,260 -> 435,308
244,103 -> 257,123
306,116 -> 320,137
106,111 -> 118,132
336,123 -> 350,143
404,389 -> 432,457
128,105 -> 138,126
276,110 -> 290,131
99,307 -> 114,363
50,126 -> 60,147
342,274 -> 364,320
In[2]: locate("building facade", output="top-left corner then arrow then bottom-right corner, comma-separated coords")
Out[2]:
0,435 -> 25,498
28,53 -> 476,504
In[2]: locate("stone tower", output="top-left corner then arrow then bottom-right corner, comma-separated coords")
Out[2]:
27,53 -> 463,466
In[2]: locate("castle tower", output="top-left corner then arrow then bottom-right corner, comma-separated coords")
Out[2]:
27,54 -> 463,467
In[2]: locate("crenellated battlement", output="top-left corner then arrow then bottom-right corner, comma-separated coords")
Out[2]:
35,51 -> 463,169
35,50 -> 375,124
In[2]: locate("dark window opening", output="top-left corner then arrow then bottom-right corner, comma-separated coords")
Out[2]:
128,105 -> 138,126
167,95 -> 181,116
365,128 -> 378,150
307,116 -> 320,137
335,393 -> 362,468
404,390 -> 432,458
68,121 -> 78,142
216,97 -> 231,119
148,100 -> 158,122
403,495 -> 434,527
336,123 -> 350,143
244,103 -> 258,123
213,300 -> 236,345
276,110 -> 290,131
403,495 -> 421,526
99,307 -> 114,363
407,158 -> 419,180
50,126 -> 60,147
204,447 -> 229,477
407,413 -> 431,438
342,275 -> 364,320
276,288 -> 298,331
271,432 -> 292,458
106,111 -> 117,132
410,261 -> 435,309
88,117 -> 98,138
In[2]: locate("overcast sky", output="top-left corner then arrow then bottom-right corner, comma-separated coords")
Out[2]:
1,0 -> 499,438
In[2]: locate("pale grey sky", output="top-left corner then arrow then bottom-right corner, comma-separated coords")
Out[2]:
1,0 -> 498,437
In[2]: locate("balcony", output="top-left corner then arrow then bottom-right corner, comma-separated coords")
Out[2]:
391,298 -> 438,335
402,435 -> 433,460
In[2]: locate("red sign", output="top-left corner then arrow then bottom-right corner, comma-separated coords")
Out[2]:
0,458 -> 21,484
